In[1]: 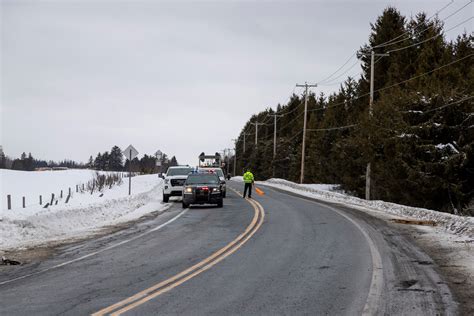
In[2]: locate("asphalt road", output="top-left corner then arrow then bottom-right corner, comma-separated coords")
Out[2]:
0,181 -> 456,315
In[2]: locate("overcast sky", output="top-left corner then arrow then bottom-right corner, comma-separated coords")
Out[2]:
1,0 -> 472,165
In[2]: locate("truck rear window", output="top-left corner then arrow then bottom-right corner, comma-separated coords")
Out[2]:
167,168 -> 192,176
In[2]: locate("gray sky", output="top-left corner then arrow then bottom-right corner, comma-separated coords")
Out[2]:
1,0 -> 472,165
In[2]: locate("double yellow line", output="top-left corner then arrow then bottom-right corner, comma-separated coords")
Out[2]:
93,192 -> 265,316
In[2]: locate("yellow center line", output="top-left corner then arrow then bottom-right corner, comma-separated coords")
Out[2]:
92,188 -> 264,316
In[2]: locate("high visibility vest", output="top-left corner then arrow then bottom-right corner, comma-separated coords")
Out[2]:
243,172 -> 254,183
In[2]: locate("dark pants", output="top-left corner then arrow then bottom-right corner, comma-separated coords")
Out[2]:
243,182 -> 252,198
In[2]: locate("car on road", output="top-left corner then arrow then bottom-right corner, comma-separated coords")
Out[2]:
162,166 -> 193,203
182,173 -> 223,208
198,167 -> 227,197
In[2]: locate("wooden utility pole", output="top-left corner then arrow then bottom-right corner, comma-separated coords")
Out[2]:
271,114 -> 283,158
364,49 -> 389,200
231,138 -> 237,176
296,82 -> 317,184
250,122 -> 262,146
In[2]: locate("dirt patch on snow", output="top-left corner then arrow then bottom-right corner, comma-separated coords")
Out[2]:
410,228 -> 474,315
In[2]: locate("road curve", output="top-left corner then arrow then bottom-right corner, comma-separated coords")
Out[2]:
0,180 -> 456,315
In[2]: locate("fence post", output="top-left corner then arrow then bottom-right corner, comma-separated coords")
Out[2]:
22,197 -> 25,208
50,193 -> 54,205
69,187 -> 71,196
7,195 -> 11,210
60,190 -> 63,198
82,184 -> 85,191
76,185 -> 78,193
40,195 -> 42,205
65,194 -> 71,204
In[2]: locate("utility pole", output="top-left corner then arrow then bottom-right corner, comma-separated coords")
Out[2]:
271,114 -> 283,178
225,148 -> 232,175
250,122 -> 262,146
271,114 -> 283,158
296,82 -> 317,184
231,139 -> 237,176
243,133 -> 246,153
364,49 -> 389,200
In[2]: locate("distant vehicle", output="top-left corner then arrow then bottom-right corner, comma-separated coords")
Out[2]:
198,167 -> 227,198
198,152 -> 222,168
162,166 -> 193,203
182,173 -> 223,208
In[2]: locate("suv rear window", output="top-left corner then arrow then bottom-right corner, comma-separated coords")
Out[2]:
186,174 -> 220,185
167,168 -> 192,176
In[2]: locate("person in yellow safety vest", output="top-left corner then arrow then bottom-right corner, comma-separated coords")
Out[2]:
243,169 -> 254,198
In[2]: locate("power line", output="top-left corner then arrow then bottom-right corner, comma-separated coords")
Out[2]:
373,0 -> 458,48
317,52 -> 358,85
386,16 -> 474,54
316,0 -> 466,90
322,52 -> 382,86
318,60 -> 360,86
316,1 -> 458,86
376,1 -> 471,49
421,95 -> 474,114
307,124 -> 358,132
308,53 -> 473,113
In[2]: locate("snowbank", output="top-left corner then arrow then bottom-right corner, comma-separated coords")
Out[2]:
258,178 -> 473,238
0,173 -> 167,251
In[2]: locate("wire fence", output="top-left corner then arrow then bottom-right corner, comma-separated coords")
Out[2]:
3,171 -> 140,211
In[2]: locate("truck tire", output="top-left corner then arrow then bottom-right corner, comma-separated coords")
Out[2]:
217,200 -> 223,208
222,191 -> 226,198
163,193 -> 169,203
182,201 -> 189,208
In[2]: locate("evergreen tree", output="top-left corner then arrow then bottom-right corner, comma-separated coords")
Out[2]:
88,156 -> 94,169
94,153 -> 102,170
0,151 -> 6,169
109,146 -> 123,171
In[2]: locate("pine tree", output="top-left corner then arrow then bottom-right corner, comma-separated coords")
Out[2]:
0,151 -> 6,169
109,146 -> 123,171
94,153 -> 102,170
88,156 -> 94,169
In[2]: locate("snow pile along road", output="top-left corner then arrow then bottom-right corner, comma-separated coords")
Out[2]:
0,172 -> 167,251
240,177 -> 473,238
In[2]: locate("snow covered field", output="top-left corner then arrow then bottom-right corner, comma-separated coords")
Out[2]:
1,169 -> 102,210
0,170 -> 167,251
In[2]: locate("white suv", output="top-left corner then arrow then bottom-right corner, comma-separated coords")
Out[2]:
162,166 -> 193,202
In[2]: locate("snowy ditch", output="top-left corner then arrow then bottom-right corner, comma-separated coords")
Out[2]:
1,171 -> 167,251
245,177 -> 474,309
257,178 -> 473,238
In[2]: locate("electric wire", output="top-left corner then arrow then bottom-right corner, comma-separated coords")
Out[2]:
373,0 -> 458,48
386,16 -> 474,54
308,53 -> 473,113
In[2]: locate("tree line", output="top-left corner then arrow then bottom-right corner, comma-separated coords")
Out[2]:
0,151 -> 85,171
236,7 -> 473,215
0,146 -> 179,174
89,146 -> 178,174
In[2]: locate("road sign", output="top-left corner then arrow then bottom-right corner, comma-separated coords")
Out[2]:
123,145 -> 139,196
123,145 -> 139,160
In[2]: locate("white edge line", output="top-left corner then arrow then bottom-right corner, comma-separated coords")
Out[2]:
262,185 -> 383,315
0,207 -> 188,286
314,202 -> 383,315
